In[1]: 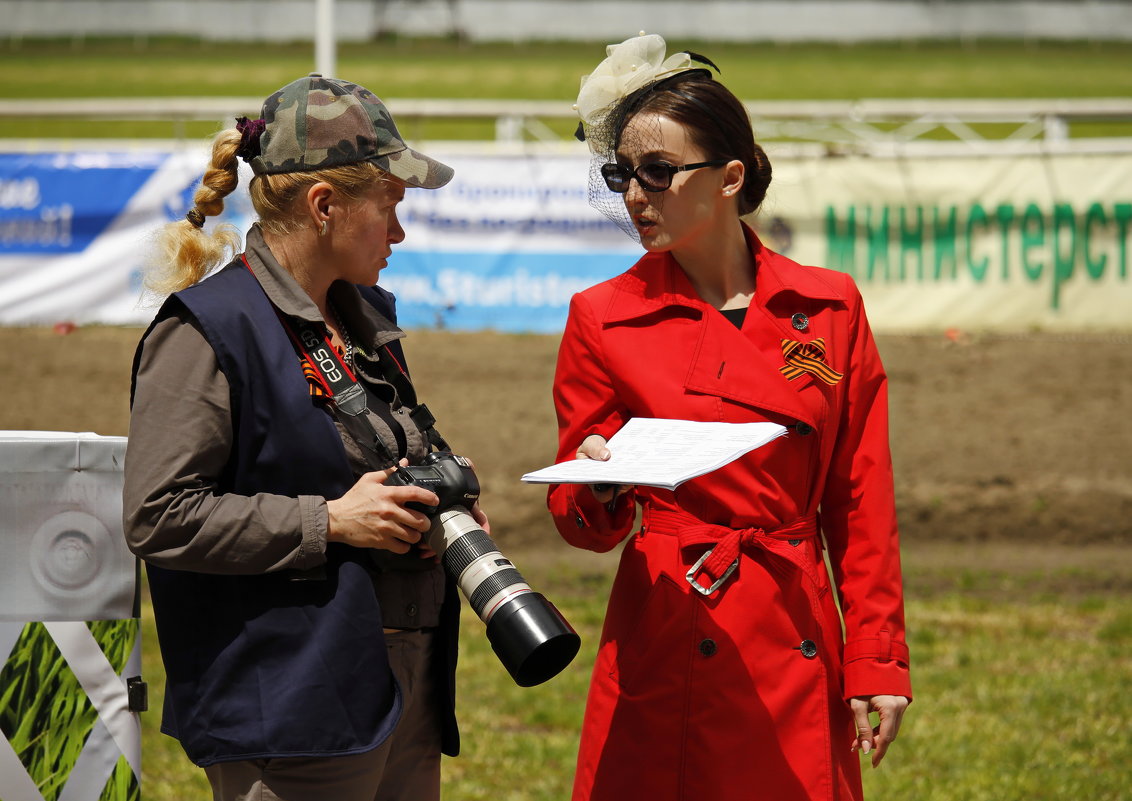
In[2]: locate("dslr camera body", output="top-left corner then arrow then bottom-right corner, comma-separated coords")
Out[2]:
386,452 -> 580,687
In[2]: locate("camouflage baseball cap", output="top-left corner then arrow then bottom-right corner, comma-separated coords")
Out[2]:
250,74 -> 453,189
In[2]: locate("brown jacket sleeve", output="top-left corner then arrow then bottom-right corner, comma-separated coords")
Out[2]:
123,307 -> 328,575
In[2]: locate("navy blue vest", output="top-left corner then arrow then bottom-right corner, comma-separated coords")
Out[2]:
136,261 -> 421,766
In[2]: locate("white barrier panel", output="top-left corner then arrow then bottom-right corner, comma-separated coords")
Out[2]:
0,431 -> 141,801
0,145 -> 1129,332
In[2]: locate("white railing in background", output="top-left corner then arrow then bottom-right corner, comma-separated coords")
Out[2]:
2,97 -> 1132,154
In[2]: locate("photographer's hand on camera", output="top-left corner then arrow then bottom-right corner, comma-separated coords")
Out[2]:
326,465 -> 440,555
469,500 -> 491,535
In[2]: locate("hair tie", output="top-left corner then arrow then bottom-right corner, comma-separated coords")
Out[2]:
185,208 -> 206,229
235,116 -> 266,163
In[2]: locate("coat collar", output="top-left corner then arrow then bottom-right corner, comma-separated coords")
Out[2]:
243,223 -> 322,324
599,226 -> 841,427
601,225 -> 844,325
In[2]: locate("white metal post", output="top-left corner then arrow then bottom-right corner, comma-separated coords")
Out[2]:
315,0 -> 336,78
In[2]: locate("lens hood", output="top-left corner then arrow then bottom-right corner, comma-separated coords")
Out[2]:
486,592 -> 581,687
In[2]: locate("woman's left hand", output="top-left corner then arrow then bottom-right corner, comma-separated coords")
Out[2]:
576,434 -> 634,506
850,695 -> 909,768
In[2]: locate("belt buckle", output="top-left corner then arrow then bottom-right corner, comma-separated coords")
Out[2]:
685,546 -> 739,596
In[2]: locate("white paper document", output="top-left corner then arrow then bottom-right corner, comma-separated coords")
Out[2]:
521,418 -> 789,491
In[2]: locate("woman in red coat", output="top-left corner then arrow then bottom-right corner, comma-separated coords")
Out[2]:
547,35 -> 912,801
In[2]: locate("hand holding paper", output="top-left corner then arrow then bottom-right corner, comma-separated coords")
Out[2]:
522,418 -> 788,491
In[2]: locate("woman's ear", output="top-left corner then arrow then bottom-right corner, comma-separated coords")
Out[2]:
304,182 -> 335,233
722,159 -> 745,199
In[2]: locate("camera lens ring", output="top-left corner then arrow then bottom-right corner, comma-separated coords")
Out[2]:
441,528 -> 497,577
467,568 -> 528,616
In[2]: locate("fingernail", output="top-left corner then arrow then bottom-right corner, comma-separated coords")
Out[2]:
862,741 -> 871,754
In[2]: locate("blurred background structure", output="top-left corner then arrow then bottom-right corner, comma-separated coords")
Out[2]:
1,3 -> 1130,800
3,0 -> 1132,43
1,1 -> 1130,333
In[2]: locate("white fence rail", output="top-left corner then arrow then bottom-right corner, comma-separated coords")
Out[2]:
4,97 -> 1132,152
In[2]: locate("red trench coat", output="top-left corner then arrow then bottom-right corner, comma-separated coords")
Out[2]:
548,227 -> 911,801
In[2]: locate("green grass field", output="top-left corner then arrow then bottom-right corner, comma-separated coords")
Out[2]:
433,544 -> 1132,801
1,38 -> 1130,140
138,542 -> 1132,800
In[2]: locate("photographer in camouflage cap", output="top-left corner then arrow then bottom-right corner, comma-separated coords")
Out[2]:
125,75 -> 482,801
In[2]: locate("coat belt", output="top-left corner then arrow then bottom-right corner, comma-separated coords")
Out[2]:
643,508 -> 820,596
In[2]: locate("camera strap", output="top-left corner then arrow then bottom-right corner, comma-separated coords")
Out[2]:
377,344 -> 451,454
240,255 -> 451,467
279,310 -> 399,470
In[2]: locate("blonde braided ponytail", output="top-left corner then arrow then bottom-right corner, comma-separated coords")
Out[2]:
144,129 -> 244,296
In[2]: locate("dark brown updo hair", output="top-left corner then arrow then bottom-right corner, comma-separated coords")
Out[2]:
615,71 -> 772,216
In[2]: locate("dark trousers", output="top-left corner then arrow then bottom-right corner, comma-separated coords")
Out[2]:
205,629 -> 442,801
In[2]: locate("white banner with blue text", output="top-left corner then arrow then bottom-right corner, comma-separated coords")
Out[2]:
1,145 -> 1129,332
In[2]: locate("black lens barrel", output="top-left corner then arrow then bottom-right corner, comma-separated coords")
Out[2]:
486,592 -> 582,687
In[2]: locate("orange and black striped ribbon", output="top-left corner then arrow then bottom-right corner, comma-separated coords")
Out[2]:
779,337 -> 844,385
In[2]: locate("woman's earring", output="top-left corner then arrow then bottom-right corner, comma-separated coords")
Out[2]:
319,219 -> 328,237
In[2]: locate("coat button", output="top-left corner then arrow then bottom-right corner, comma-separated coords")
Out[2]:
795,422 -> 813,436
791,312 -> 809,331
788,539 -> 802,547
405,603 -> 418,618
575,513 -> 585,528
699,639 -> 718,657
796,639 -> 818,659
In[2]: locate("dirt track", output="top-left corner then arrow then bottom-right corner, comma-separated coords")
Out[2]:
4,326 -> 1130,549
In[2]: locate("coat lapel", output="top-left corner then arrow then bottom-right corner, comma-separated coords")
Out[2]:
600,240 -> 836,428
684,310 -> 818,426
